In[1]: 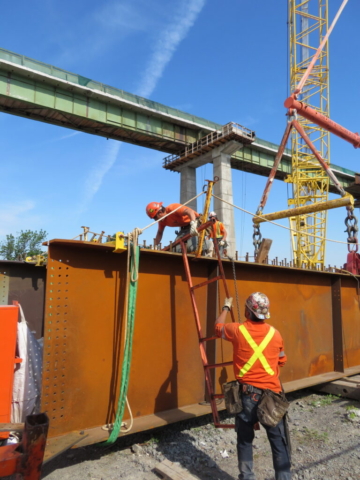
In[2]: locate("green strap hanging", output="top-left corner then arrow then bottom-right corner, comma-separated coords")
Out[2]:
102,245 -> 140,445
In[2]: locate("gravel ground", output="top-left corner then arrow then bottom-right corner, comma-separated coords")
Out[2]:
41,389 -> 360,480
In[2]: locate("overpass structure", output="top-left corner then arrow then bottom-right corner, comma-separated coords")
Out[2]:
0,46 -> 356,190
0,47 -> 358,253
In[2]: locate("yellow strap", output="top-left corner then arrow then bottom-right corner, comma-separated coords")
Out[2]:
238,325 -> 275,377
216,222 -> 222,238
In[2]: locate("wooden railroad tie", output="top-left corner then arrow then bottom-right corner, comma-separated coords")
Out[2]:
154,459 -> 200,480
312,374 -> 360,401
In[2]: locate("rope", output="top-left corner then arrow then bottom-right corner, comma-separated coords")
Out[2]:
102,231 -> 140,445
120,397 -> 134,433
128,228 -> 142,282
140,191 -> 205,233
212,194 -> 357,247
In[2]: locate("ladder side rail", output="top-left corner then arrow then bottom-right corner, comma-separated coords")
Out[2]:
180,240 -> 222,425
181,239 -> 236,428
210,240 -> 237,427
213,239 -> 236,323
180,240 -> 206,342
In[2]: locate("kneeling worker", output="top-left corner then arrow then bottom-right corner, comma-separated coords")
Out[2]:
215,292 -> 291,480
146,201 -> 201,252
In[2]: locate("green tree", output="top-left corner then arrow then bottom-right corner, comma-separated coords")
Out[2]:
0,229 -> 48,260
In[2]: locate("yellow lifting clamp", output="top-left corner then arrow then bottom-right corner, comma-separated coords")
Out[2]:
25,255 -> 47,266
114,232 -> 127,253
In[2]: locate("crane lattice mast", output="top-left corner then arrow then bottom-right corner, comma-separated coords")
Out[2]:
287,0 -> 330,268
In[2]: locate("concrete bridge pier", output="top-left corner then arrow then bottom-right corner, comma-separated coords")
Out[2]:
212,141 -> 241,258
179,166 -> 197,212
179,140 -> 241,258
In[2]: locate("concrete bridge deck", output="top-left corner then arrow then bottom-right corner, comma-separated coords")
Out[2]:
0,47 -> 356,193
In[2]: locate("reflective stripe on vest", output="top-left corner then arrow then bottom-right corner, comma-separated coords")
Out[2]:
238,324 -> 275,377
212,221 -> 222,238
216,222 -> 222,238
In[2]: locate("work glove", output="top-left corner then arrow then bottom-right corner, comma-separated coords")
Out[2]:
219,240 -> 225,246
222,297 -> 233,311
189,220 -> 199,237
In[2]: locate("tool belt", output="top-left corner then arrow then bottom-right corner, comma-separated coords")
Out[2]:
222,381 -> 243,415
241,383 -> 263,395
257,389 -> 290,428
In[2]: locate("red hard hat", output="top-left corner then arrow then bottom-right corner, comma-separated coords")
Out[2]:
245,292 -> 270,320
146,202 -> 163,219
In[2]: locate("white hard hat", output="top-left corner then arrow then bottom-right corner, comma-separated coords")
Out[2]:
245,292 -> 270,320
209,211 -> 217,218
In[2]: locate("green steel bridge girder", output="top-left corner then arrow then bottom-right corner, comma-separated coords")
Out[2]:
0,47 -> 356,193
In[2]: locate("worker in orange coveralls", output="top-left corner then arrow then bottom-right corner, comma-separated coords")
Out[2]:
215,293 -> 291,480
146,202 -> 211,253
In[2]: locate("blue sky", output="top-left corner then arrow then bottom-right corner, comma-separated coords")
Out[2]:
1,0 -> 359,266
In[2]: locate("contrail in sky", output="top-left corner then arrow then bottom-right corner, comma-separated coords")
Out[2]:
137,0 -> 207,98
79,0 -> 206,213
77,141 -> 120,214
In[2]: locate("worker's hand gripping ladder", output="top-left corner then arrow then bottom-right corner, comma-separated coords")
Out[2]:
180,229 -> 236,428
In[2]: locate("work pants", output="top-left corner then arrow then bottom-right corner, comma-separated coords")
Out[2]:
207,238 -> 228,258
174,222 -> 211,254
236,392 -> 291,480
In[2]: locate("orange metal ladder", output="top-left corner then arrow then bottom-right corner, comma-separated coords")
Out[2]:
170,221 -> 236,428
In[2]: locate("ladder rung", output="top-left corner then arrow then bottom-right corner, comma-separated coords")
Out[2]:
212,393 -> 224,399
200,335 -> 218,342
205,361 -> 233,369
191,275 -> 222,291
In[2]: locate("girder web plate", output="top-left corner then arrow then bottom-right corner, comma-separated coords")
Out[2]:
41,241 -> 360,441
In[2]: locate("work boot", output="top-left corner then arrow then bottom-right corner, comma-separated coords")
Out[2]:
238,461 -> 256,480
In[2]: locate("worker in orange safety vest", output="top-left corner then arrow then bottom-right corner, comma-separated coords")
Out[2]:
215,292 -> 291,480
146,202 -> 211,253
206,211 -> 228,258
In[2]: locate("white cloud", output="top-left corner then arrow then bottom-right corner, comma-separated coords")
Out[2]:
114,149 -> 163,177
77,140 -> 120,214
96,1 -> 152,31
0,200 -> 38,236
9,130 -> 81,155
77,0 -> 206,212
58,131 -> 80,140
136,0 -> 206,98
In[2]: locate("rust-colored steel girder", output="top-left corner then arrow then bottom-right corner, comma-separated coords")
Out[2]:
37,239 -> 360,451
0,261 -> 45,339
